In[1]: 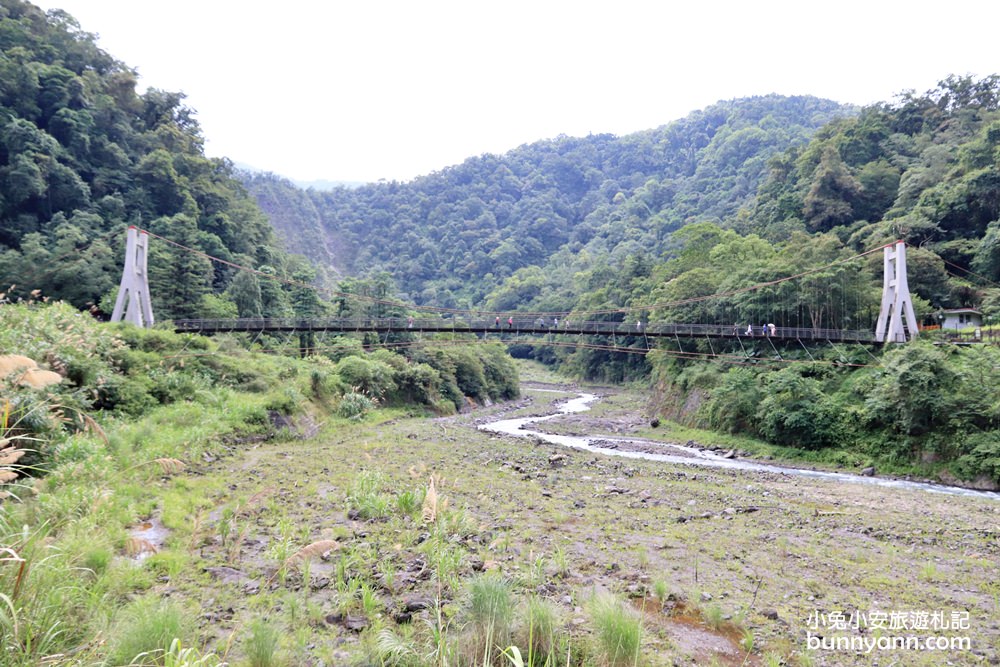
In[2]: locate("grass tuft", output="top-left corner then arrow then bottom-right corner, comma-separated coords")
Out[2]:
589,593 -> 641,667
108,597 -> 190,667
244,616 -> 283,667
466,573 -> 515,663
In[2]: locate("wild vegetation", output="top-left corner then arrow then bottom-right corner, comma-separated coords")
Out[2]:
2,309 -> 997,665
244,74 -> 1000,486
0,0 -> 308,321
242,95 -> 848,307
0,300 -> 522,665
1,4 -> 1000,662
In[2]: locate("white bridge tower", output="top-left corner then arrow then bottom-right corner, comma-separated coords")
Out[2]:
874,240 -> 918,343
110,226 -> 155,328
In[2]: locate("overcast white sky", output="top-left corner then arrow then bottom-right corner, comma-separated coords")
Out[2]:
31,0 -> 1000,183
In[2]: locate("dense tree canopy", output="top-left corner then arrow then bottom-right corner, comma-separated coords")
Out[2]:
0,0 -> 301,319
244,95 -> 848,305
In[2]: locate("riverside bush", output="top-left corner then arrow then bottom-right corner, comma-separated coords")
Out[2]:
338,391 -> 376,419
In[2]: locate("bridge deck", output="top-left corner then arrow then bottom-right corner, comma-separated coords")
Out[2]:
173,318 -> 877,343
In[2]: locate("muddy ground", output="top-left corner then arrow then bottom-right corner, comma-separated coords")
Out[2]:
161,374 -> 1000,666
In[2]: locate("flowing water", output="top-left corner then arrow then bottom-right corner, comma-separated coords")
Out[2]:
479,389 -> 1000,500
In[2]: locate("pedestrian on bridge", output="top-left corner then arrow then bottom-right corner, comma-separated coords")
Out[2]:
495,316 -> 500,328
768,323 -> 776,337
508,316 -> 513,329
746,324 -> 753,336
407,316 -> 414,329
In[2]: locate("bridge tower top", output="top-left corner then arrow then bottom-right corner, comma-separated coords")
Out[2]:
874,240 -> 918,344
110,226 -> 155,328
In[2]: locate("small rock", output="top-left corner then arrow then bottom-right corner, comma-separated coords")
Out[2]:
205,566 -> 248,584
763,609 -> 780,620
860,467 -> 876,477
343,615 -> 368,631
347,508 -> 362,520
549,454 -> 567,467
402,595 -> 434,612
721,449 -> 736,459
701,592 -> 713,602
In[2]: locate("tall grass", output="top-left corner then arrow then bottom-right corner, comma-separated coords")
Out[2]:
466,573 -> 515,664
244,616 -> 283,667
107,597 -> 190,666
132,638 -> 224,667
0,517 -> 99,666
516,595 -> 560,664
589,594 -> 642,667
347,470 -> 391,520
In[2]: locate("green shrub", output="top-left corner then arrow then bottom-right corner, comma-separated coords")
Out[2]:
335,356 -> 396,399
338,391 -> 376,420
704,367 -> 762,434
392,362 -> 442,406
955,432 -> 1000,482
324,336 -> 364,362
369,348 -> 407,371
264,386 -> 304,415
96,375 -> 158,415
756,367 -> 836,449
478,344 -> 520,400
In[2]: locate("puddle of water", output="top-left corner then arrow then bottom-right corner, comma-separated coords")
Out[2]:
479,390 -> 1000,500
630,598 -> 754,666
127,516 -> 170,561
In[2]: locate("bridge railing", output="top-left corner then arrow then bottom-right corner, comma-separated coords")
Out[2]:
172,317 -> 874,342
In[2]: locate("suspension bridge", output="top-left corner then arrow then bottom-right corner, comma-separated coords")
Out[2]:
170,316 -> 876,342
111,226 -> 925,347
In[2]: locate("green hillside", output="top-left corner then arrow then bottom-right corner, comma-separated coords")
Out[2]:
0,0 -> 307,320
2,0 -> 999,485
245,95 -> 849,305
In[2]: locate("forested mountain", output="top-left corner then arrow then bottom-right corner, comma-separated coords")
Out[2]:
244,95 -> 849,305
0,0 -> 309,320
242,75 -> 1000,485
0,0 -> 998,484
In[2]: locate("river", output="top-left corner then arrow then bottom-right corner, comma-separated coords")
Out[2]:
479,389 -> 1000,500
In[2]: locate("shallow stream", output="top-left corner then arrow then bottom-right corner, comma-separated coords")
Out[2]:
479,389 -> 999,500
